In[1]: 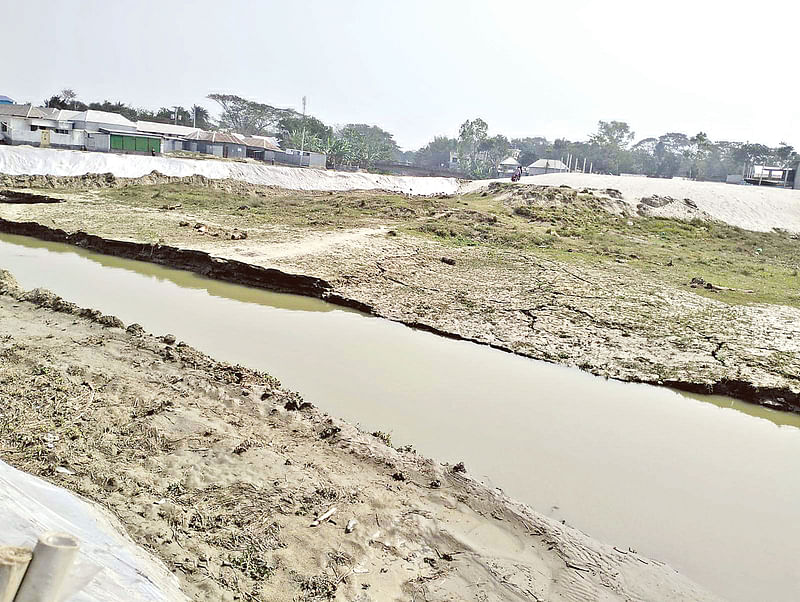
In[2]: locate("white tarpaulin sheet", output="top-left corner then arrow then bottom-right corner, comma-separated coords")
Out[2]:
0,146 -> 462,196
0,459 -> 187,601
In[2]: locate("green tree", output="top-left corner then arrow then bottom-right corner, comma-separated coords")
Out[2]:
414,136 -> 458,168
278,114 -> 332,147
335,124 -> 397,168
190,105 -> 212,129
285,129 -> 323,152
511,136 -> 552,167
457,118 -> 489,177
588,120 -> 635,174
86,100 -> 139,122
207,94 -> 290,135
321,136 -> 350,169
43,88 -> 87,110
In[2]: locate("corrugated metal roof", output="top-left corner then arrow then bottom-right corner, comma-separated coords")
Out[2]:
70,110 -> 136,128
0,104 -> 48,118
241,136 -> 281,151
528,159 -> 568,169
99,127 -> 161,138
500,156 -> 520,166
0,95 -> 14,103
136,121 -> 200,137
184,131 -> 244,144
38,108 -> 83,121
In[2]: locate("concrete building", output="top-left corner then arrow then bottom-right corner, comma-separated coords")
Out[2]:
0,104 -> 85,149
527,159 -> 568,176
0,105 -> 163,153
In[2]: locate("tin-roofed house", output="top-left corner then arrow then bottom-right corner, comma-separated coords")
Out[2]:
527,159 -> 568,175
498,156 -> 520,177
0,95 -> 14,105
184,131 -> 246,158
242,135 -> 281,162
274,148 -> 327,168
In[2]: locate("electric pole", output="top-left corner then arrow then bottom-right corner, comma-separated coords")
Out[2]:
300,96 -> 308,161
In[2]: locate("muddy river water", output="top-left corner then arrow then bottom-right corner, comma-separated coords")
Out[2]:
1,232 -> 799,602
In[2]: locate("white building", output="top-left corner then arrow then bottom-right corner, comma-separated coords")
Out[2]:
0,105 -> 161,153
499,156 -> 520,177
527,159 -> 568,176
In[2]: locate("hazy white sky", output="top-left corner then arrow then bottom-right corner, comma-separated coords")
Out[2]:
4,0 -> 797,150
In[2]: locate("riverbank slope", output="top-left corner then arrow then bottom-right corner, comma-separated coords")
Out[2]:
0,269 -> 718,601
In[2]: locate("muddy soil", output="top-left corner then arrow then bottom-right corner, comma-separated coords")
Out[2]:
0,178 -> 797,411
0,270 -> 718,601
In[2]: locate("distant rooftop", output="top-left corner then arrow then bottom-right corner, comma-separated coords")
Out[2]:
184,131 -> 243,145
0,104 -> 48,118
70,110 -> 136,128
0,95 -> 14,104
529,159 -> 568,170
137,121 -> 200,137
241,135 -> 281,151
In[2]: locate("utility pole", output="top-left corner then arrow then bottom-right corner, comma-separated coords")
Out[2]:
193,106 -> 196,129
172,106 -> 179,125
300,96 -> 307,163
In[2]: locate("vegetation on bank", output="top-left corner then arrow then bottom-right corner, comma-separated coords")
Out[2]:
96,182 -> 800,308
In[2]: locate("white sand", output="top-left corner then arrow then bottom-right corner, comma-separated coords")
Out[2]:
4,146 -> 800,232
464,173 -> 800,233
0,146 -> 462,196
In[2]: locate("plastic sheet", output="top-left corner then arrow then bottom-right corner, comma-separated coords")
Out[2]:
0,460 -> 187,602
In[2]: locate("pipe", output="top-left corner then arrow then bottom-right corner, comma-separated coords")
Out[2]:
13,533 -> 79,602
0,547 -> 32,602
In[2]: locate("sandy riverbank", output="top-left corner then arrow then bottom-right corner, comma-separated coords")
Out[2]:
0,269 -> 719,601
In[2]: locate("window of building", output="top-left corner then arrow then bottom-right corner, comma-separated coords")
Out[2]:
55,129 -> 70,135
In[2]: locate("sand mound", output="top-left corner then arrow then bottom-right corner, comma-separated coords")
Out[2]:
466,173 -> 800,233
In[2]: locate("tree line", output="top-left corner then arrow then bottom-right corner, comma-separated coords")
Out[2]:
415,119 -> 799,180
41,89 -> 797,178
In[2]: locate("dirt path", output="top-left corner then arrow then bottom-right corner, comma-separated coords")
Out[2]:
0,270 -> 719,601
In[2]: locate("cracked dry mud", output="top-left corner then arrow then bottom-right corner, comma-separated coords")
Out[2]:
0,174 -> 797,410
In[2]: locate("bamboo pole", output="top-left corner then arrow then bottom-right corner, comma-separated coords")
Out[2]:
14,533 -> 79,602
0,547 -> 32,602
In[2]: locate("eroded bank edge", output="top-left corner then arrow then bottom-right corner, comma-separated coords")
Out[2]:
0,217 -> 797,413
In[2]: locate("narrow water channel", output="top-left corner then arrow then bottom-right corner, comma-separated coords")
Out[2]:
1,232 -> 799,602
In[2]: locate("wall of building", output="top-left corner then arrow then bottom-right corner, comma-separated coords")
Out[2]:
162,139 -> 184,153
85,132 -> 110,152
225,144 -> 245,159
528,167 -> 567,176
308,152 -> 326,169
73,120 -> 136,133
